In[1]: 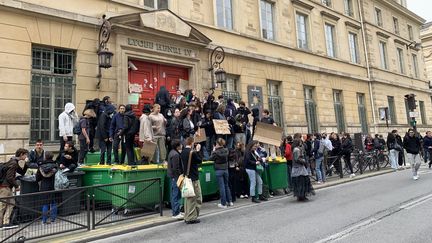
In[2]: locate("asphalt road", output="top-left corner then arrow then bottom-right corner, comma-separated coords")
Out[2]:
91,164 -> 432,243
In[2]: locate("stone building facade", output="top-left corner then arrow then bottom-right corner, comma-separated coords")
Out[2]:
0,0 -> 429,160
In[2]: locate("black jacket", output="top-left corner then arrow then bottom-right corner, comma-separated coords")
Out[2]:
36,160 -> 57,192
155,87 -> 171,108
28,149 -> 45,167
57,148 -> 78,172
167,149 -> 182,179
403,135 -> 421,154
181,147 -> 202,181
200,117 -> 216,137
341,137 -> 353,154
245,150 -> 259,171
166,117 -> 181,140
122,111 -> 139,138
96,112 -> 112,140
210,147 -> 229,170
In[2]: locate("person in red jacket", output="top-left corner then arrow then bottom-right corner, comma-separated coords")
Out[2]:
284,135 -> 293,194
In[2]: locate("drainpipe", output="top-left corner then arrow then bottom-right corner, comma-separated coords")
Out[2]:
358,0 -> 378,134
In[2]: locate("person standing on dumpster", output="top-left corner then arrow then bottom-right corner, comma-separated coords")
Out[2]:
110,105 -> 126,165
167,139 -> 184,220
120,104 -> 139,165
181,137 -> 202,224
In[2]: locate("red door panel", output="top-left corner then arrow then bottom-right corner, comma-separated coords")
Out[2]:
128,60 -> 189,115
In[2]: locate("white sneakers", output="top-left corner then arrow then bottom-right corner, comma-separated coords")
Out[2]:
217,203 -> 227,209
350,173 -> 356,178
413,175 -> 419,180
229,202 -> 234,207
172,213 -> 184,220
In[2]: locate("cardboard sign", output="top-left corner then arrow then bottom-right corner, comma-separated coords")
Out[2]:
253,122 -> 283,146
213,120 -> 231,135
140,140 -> 157,159
179,79 -> 189,93
194,128 -> 207,143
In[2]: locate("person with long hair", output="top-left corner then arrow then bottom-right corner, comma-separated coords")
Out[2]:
291,137 -> 315,201
387,132 -> 399,171
244,140 -> 266,203
341,133 -> 355,178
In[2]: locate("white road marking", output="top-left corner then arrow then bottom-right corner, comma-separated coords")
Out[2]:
399,194 -> 432,210
314,218 -> 379,243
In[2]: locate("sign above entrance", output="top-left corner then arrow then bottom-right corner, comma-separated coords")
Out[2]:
127,38 -> 196,58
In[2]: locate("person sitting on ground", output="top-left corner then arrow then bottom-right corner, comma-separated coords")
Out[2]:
56,141 -> 78,172
28,139 -> 46,168
36,152 -> 58,225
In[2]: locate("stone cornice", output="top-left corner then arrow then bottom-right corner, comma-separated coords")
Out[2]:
291,0 -> 314,10
0,0 -> 100,25
321,10 -> 340,21
376,31 -> 390,39
345,21 -> 361,30
378,0 -> 425,24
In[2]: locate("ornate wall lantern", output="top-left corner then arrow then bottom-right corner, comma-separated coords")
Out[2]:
208,46 -> 226,90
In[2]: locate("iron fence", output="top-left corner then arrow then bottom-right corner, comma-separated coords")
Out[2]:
0,178 -> 162,243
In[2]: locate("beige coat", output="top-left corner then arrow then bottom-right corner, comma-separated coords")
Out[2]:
139,114 -> 153,142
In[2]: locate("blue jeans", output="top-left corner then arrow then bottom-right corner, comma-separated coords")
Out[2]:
389,149 -> 399,169
315,157 -> 325,182
170,177 -> 181,216
216,169 -> 232,206
42,201 -> 57,223
246,169 -> 262,197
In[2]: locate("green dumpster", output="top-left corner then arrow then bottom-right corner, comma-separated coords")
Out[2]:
199,161 -> 218,197
85,148 -> 141,165
266,157 -> 288,190
110,165 -> 166,210
79,165 -> 115,203
164,175 -> 184,207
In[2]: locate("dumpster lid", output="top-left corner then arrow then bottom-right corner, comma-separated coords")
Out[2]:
202,161 -> 214,165
267,156 -> 287,163
78,164 -> 166,171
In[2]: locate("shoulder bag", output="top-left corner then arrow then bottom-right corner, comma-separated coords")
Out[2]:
180,151 -> 196,198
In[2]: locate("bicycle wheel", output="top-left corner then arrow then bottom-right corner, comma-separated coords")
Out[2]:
379,154 -> 390,168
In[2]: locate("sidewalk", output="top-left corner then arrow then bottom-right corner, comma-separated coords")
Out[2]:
33,167 -> 397,243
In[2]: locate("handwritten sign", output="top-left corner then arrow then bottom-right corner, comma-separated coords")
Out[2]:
254,122 -> 283,146
140,140 -> 157,160
129,83 -> 143,93
213,120 -> 231,135
194,128 -> 207,143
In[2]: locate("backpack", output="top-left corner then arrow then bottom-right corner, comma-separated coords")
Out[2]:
318,140 -> 328,156
0,163 -> 8,184
73,118 -> 84,135
54,170 -> 69,190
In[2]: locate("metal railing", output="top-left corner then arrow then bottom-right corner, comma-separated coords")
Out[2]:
0,178 -> 162,243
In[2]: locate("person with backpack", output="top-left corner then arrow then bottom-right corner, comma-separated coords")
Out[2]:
167,139 -> 184,220
78,109 -> 96,165
387,132 -> 399,171
58,103 -> 78,153
57,141 -> 78,172
120,104 -> 139,165
36,152 -> 58,224
83,98 -> 101,153
149,104 -> 167,164
110,105 -> 126,164
96,104 -> 115,165
200,110 -> 216,159
0,148 -> 29,229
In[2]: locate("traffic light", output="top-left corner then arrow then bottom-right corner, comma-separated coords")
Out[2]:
404,94 -> 417,110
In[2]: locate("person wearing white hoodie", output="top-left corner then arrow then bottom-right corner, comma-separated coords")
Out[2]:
58,103 -> 78,153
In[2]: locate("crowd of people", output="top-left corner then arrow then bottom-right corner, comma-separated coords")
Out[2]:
0,87 -> 431,227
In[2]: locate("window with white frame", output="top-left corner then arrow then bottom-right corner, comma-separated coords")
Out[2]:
393,17 -> 399,35
375,8 -> 383,27
396,47 -> 405,74
412,53 -> 419,78
216,0 -> 233,30
325,23 -> 336,57
260,0 -> 274,40
31,46 -> 75,142
143,0 -> 168,9
344,0 -> 354,17
296,12 -> 309,50
348,32 -> 359,63
379,41 -> 388,69
221,75 -> 241,103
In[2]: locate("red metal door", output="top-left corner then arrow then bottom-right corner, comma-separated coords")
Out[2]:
128,60 -> 189,114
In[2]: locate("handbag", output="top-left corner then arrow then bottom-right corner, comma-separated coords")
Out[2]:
177,151 -> 192,189
180,151 -> 196,198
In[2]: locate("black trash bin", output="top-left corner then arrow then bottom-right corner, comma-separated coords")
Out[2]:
17,176 -> 40,223
58,171 -> 85,216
